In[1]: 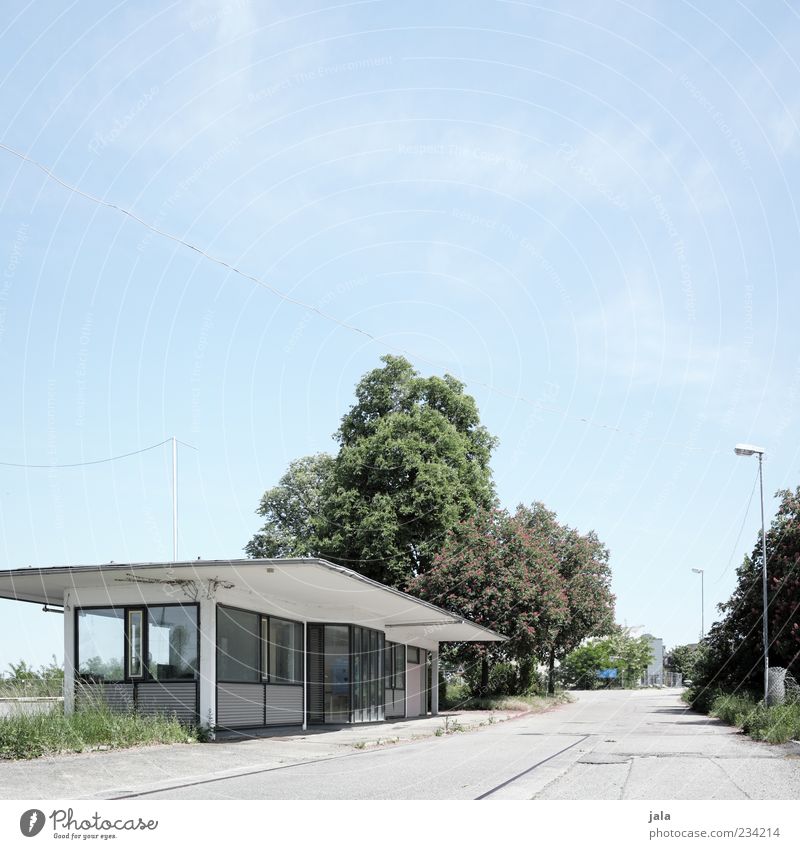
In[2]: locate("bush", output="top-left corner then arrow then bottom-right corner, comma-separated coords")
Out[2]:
694,691 -> 800,745
487,662 -> 518,696
442,681 -> 470,709
682,685 -> 722,714
710,693 -> 760,727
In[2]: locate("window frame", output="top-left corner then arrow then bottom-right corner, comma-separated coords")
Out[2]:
384,641 -> 407,690
75,602 -> 200,685
126,609 -> 144,679
216,603 -> 305,687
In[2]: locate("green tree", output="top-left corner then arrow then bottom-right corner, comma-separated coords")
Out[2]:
559,640 -> 613,689
408,507 -> 567,694
316,355 -> 497,586
667,643 -> 705,681
246,453 -> 333,558
515,503 -> 615,693
560,629 -> 652,689
607,629 -> 653,686
6,660 -> 37,681
696,486 -> 800,694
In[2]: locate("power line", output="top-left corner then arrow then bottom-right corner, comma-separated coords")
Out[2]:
0,438 -> 180,469
1,141 -> 712,453
715,466 -> 760,584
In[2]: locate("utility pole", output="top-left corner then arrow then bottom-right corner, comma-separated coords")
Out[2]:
172,436 -> 178,562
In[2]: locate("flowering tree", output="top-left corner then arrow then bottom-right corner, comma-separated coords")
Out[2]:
515,503 -> 616,693
407,507 -> 567,693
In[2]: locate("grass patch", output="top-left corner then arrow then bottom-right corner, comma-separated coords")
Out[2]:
702,692 -> 800,744
0,704 -> 199,760
450,693 -> 572,713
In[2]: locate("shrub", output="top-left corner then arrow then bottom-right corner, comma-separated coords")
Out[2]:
0,704 -> 197,760
697,691 -> 800,745
487,662 -> 519,696
682,685 -> 722,714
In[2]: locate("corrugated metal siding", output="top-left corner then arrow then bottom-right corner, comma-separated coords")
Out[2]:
217,683 -> 265,727
76,683 -> 134,712
385,688 -> 405,718
264,684 -> 303,726
137,682 -> 197,723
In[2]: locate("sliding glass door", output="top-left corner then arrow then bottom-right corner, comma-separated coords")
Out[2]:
307,624 -> 386,724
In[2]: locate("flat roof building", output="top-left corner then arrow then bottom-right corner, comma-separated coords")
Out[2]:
0,558 -> 505,732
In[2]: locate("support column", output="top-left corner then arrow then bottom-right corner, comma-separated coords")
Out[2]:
198,596 -> 217,733
302,621 -> 308,731
431,650 -> 439,716
63,590 -> 75,715
403,644 -> 408,718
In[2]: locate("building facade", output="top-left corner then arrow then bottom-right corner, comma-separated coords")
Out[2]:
0,558 -> 504,731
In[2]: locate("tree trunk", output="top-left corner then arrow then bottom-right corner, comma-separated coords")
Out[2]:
548,648 -> 556,695
480,656 -> 489,697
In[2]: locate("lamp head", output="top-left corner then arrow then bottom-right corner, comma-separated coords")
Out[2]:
691,568 -> 703,574
734,443 -> 765,456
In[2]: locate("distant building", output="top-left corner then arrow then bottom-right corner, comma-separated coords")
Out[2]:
642,634 -> 664,686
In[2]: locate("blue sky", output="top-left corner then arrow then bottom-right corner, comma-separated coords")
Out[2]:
1,0 -> 799,671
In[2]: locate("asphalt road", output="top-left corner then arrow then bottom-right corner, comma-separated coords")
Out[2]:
139,690 -> 799,800
3,690 -> 799,799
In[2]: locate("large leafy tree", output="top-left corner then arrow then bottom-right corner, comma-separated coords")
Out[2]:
515,503 -> 615,693
245,453 -> 333,558
315,355 -> 497,586
698,486 -> 800,693
560,630 -> 653,689
407,507 -> 567,693
245,356 -> 497,588
667,643 -> 705,682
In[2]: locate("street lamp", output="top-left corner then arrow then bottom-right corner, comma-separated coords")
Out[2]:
691,568 -> 704,640
734,443 -> 768,705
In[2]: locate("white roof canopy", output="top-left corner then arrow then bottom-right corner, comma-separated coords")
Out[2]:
0,558 -> 506,646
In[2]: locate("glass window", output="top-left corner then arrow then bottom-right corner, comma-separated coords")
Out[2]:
127,610 -> 144,678
268,618 -> 303,684
407,646 -> 420,664
352,628 -> 362,722
148,606 -> 198,680
369,629 -> 378,721
77,608 -> 124,682
395,643 -> 405,689
324,625 -> 350,723
385,642 -> 406,689
217,607 -> 260,682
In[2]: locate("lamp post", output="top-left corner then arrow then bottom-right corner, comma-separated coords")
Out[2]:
691,568 -> 704,640
734,443 -> 768,705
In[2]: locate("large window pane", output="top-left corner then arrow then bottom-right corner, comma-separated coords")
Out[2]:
395,643 -> 405,689
78,608 -> 124,682
268,618 -> 303,684
217,607 -> 260,682
324,625 -> 350,723
352,628 -> 361,721
148,606 -> 198,680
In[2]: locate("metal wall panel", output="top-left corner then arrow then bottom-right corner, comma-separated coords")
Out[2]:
264,684 -> 303,726
136,682 -> 197,723
76,683 -> 134,712
384,688 -> 405,718
217,683 -> 265,728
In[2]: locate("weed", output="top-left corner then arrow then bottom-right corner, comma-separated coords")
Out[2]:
705,692 -> 800,745
0,703 -> 197,760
